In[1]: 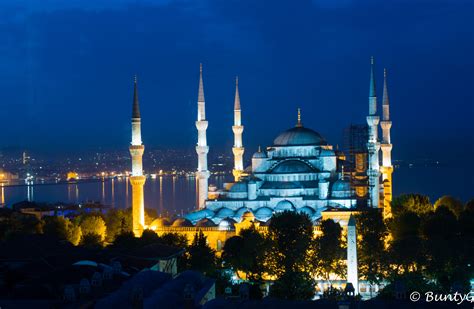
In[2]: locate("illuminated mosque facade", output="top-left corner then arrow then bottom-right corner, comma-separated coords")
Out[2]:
130,58 -> 393,248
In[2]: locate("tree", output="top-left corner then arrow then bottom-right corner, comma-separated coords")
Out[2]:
104,209 -> 132,242
68,223 -> 82,246
187,231 -> 216,275
422,206 -> 470,291
434,195 -> 464,218
43,216 -> 72,240
313,219 -> 345,283
79,215 -> 107,241
159,233 -> 189,249
269,270 -> 316,300
222,226 -> 270,282
387,211 -> 423,273
391,194 -> 432,217
140,229 -> 160,245
80,233 -> 103,249
267,211 -> 315,300
356,210 -> 388,291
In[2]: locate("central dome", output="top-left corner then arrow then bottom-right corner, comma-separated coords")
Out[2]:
273,126 -> 326,146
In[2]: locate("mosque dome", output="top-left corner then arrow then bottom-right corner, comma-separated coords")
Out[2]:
215,207 -> 235,218
275,200 -> 295,212
298,206 -> 315,217
271,160 -> 314,174
219,218 -> 236,230
273,126 -> 326,146
184,208 -> 215,222
234,207 -> 249,220
252,146 -> 267,159
149,217 -> 170,229
332,179 -> 352,191
196,218 -> 217,227
171,218 -> 193,227
254,207 -> 273,221
242,210 -> 255,221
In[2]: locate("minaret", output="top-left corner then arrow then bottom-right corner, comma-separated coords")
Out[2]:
232,76 -> 244,181
195,64 -> 210,209
296,108 -> 302,127
380,68 -> 393,216
366,57 -> 381,208
347,215 -> 359,294
129,76 -> 146,237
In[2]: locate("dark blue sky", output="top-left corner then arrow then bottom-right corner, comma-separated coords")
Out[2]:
1,0 -> 473,162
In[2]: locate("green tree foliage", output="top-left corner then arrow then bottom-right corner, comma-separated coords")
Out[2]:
422,206 -> 472,291
267,211 -> 314,276
159,232 -> 189,248
313,219 -> 345,282
187,231 -> 216,275
356,210 -> 387,287
434,195 -> 464,218
80,233 -> 104,249
267,211 -> 315,300
391,194 -> 432,216
43,216 -> 72,240
269,271 -> 316,300
388,211 -> 423,273
79,215 -> 107,241
4,212 -> 43,238
68,223 -> 82,246
222,226 -> 270,282
104,209 -> 132,242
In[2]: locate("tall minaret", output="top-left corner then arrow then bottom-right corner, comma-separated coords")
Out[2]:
129,76 -> 146,237
232,77 -> 244,181
347,215 -> 359,294
366,57 -> 381,208
195,64 -> 210,209
380,68 -> 393,216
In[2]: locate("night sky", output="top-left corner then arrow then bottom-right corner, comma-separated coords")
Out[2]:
1,0 -> 473,162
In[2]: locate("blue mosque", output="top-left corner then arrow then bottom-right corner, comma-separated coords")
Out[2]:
133,58 -> 393,240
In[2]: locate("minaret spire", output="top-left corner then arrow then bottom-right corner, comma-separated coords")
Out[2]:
195,64 -> 210,208
132,75 -> 141,119
380,68 -> 393,217
232,76 -> 245,181
129,76 -> 146,236
296,108 -> 302,127
366,57 -> 381,209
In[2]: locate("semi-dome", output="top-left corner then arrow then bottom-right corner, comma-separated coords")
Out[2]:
184,208 -> 215,222
215,207 -> 235,218
252,150 -> 267,159
271,160 -> 314,174
298,206 -> 315,217
196,218 -> 217,227
273,126 -> 326,146
275,200 -> 295,212
234,207 -> 249,220
171,218 -> 193,227
149,217 -> 170,229
254,207 -> 273,221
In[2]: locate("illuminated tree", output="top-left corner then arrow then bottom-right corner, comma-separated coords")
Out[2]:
68,223 -> 82,246
79,215 -> 107,241
313,219 -> 345,283
104,209 -> 132,242
387,211 -> 423,273
267,211 -> 315,300
43,216 -> 72,240
222,226 -> 270,282
434,195 -> 464,218
391,194 -> 432,216
356,210 -> 388,292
